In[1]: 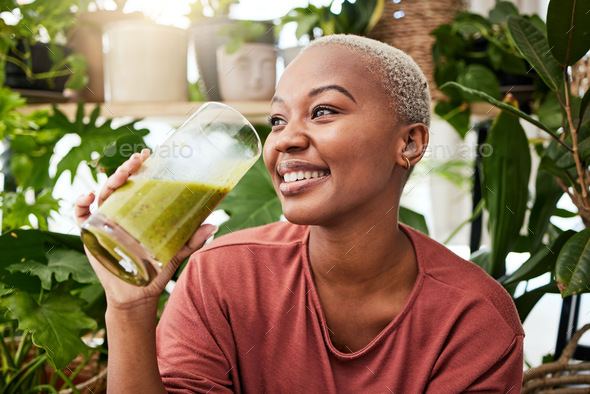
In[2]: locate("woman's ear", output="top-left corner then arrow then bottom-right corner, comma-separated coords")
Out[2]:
398,123 -> 429,168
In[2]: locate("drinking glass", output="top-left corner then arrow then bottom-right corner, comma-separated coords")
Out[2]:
81,102 -> 261,286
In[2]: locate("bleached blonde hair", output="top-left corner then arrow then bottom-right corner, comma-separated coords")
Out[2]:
302,34 -> 431,127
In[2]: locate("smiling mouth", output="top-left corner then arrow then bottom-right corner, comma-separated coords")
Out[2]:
282,170 -> 329,183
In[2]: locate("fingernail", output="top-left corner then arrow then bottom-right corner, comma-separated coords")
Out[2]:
141,148 -> 151,156
209,226 -> 219,238
131,153 -> 140,159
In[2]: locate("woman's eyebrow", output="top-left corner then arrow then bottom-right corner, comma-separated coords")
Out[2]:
309,85 -> 356,103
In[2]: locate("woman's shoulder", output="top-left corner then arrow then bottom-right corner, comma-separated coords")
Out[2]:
403,224 -> 523,336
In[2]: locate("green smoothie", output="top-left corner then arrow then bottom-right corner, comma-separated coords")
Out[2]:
97,179 -> 230,264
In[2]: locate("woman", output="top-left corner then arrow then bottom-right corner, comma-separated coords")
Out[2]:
75,35 -> 523,392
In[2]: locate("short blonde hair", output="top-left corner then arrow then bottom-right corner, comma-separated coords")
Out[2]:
303,34 -> 431,127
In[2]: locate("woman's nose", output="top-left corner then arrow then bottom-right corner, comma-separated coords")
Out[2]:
273,121 -> 309,153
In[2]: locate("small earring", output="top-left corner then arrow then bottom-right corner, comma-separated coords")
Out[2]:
403,156 -> 411,170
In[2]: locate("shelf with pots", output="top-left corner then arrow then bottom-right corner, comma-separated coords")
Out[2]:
16,100 -> 272,124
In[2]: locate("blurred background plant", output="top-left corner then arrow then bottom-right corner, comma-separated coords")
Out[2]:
0,0 -> 88,91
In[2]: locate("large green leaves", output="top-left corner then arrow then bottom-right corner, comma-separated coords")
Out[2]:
502,230 -> 575,286
7,249 -> 98,290
0,291 -> 97,369
482,101 -> 531,278
216,157 -> 282,237
556,228 -> 590,297
547,0 -> 590,66
49,102 -> 149,183
0,230 -> 101,369
507,16 -> 564,96
0,189 -> 60,232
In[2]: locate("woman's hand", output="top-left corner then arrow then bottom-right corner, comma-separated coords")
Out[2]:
75,149 -> 217,311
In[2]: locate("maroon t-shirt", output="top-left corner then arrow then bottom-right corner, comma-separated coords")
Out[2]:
156,222 -> 524,392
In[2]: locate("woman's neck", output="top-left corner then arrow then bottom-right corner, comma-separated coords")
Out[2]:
308,210 -> 417,294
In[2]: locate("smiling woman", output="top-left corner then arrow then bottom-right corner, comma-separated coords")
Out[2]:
75,34 -> 524,393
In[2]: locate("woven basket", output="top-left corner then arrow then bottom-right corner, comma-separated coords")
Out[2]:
367,0 -> 465,101
522,323 -> 590,393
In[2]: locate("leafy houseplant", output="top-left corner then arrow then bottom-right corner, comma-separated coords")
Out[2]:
0,0 -> 88,91
0,89 -> 150,391
440,0 -> 590,320
279,0 -> 384,42
431,1 -> 548,138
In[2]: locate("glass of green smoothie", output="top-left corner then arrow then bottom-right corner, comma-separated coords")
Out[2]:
81,102 -> 261,286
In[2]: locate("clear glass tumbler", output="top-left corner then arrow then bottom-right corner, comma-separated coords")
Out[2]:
81,102 -> 261,286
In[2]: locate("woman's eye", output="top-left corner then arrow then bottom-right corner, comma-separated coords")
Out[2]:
268,116 -> 286,127
312,106 -> 337,119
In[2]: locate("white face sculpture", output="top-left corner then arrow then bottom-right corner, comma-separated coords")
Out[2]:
217,44 -> 277,101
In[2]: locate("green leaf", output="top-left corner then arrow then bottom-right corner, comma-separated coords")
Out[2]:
295,14 -> 320,40
536,92 -> 563,132
556,228 -> 590,297
457,64 -> 501,100
0,189 -> 60,232
546,123 -> 590,169
93,133 -> 148,177
440,82 -> 564,142
507,16 -> 565,95
434,101 -> 470,138
470,248 -> 491,275
51,103 -> 149,184
399,206 -> 429,235
6,249 -> 98,290
502,230 -> 575,285
488,1 -> 519,24
0,290 -> 97,369
514,282 -> 560,322
527,170 -> 564,253
482,98 -> 531,279
0,230 -> 85,293
546,0 -> 590,66
216,157 -> 282,237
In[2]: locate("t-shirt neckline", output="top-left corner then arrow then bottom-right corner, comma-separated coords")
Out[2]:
300,223 -> 426,359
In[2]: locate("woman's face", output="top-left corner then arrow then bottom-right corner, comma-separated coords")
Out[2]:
264,45 -> 407,226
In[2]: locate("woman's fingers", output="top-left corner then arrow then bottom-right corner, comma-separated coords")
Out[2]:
97,150 -> 150,207
75,192 -> 96,226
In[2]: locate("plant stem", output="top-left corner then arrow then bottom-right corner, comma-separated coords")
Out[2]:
564,70 -> 589,208
58,350 -> 96,391
56,369 -> 80,394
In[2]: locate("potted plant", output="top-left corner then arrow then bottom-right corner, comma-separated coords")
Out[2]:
68,0 -> 144,102
278,0 -> 384,65
438,0 -> 590,323
188,0 -> 240,101
431,1 -> 548,137
216,20 -> 276,101
0,0 -> 88,96
188,0 -> 276,101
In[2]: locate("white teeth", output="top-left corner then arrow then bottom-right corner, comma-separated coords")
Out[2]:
282,170 -> 328,183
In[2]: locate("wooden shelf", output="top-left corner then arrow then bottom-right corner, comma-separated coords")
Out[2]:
18,101 -> 272,124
